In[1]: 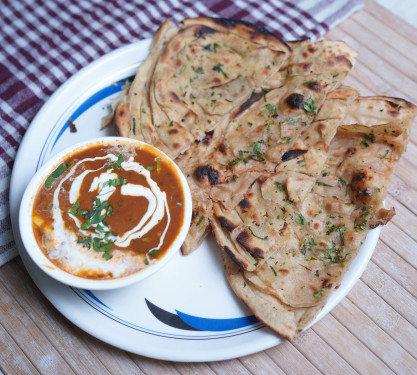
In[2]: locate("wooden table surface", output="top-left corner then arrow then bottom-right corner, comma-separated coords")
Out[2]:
1,1 -> 417,374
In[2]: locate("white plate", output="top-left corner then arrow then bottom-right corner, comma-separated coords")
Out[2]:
10,39 -> 381,362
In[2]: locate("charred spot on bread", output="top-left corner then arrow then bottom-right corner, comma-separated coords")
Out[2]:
305,81 -> 321,92
211,17 -> 290,48
286,93 -> 305,109
351,171 -> 373,203
216,216 -> 238,232
195,26 -> 217,39
232,91 -> 265,119
194,165 -> 220,185
281,149 -> 307,162
191,209 -> 200,222
223,246 -> 249,270
238,198 -> 251,209
236,230 -> 265,258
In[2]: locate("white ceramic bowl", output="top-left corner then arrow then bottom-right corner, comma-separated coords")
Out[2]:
19,137 -> 192,290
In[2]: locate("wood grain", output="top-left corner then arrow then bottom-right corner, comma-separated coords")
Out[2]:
1,1 -> 417,374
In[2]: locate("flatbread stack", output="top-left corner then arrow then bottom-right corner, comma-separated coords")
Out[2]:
114,17 -> 417,340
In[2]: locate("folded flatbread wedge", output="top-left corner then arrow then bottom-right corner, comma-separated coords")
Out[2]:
217,96 -> 416,340
115,17 -> 292,158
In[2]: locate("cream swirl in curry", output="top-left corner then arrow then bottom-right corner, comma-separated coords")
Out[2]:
32,142 -> 185,279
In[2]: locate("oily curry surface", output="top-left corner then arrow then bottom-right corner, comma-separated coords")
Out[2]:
32,142 -> 185,279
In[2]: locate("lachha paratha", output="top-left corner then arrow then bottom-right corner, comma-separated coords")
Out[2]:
113,17 -> 416,341
215,96 -> 416,339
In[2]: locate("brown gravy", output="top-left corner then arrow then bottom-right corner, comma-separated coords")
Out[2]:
32,142 -> 185,279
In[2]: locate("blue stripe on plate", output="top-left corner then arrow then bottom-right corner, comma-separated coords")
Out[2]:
176,309 -> 259,332
82,289 -> 112,310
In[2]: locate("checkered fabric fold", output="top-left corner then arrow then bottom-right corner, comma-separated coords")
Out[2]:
0,0 -> 362,266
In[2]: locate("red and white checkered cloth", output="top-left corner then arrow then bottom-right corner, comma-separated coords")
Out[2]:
0,0 -> 362,266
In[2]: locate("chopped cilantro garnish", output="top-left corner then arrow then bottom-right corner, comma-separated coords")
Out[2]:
148,249 -> 158,257
105,154 -> 124,171
338,224 -> 346,246
80,200 -> 110,230
196,215 -> 205,226
316,181 -> 333,187
295,213 -> 305,225
45,162 -> 72,188
77,235 -> 92,249
302,243 -> 307,255
91,237 -> 114,260
103,178 -> 127,188
275,181 -> 286,192
265,104 -> 278,117
248,227 -> 268,240
361,133 -> 375,146
303,97 -> 317,113
212,63 -> 228,78
314,288 -> 326,298
250,140 -> 266,161
68,201 -> 88,216
227,158 -> 242,169
192,66 -> 204,74
381,149 -> 389,159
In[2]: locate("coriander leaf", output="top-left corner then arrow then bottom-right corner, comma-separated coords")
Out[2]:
275,181 -> 286,192
212,63 -> 228,78
248,227 -> 268,240
192,66 -> 204,74
338,224 -> 346,246
196,215 -> 205,226
105,154 -> 124,171
155,158 -> 161,173
303,97 -> 317,113
302,243 -> 307,255
227,158 -> 241,169
77,235 -> 91,249
295,213 -> 305,225
265,104 -> 278,117
102,178 -> 127,188
68,201 -> 81,215
45,162 -> 72,188
148,249 -> 159,257
316,181 -> 334,187
313,288 -> 326,298
380,149 -> 389,159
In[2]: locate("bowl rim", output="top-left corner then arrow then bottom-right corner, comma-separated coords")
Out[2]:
19,136 -> 192,290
